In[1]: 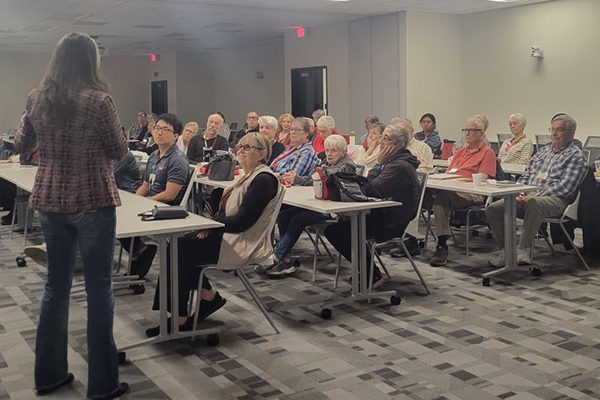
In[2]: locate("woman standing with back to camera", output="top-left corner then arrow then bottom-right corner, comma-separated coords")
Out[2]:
15,33 -> 129,399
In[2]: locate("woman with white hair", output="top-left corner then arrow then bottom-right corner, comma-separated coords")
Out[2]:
259,115 -> 285,164
255,135 -> 356,279
498,113 -> 533,164
313,115 -> 340,159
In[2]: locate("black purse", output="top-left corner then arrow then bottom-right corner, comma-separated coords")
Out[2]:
205,153 -> 235,181
326,172 -> 381,202
139,205 -> 189,221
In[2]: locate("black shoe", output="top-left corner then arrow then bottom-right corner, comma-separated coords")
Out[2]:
390,238 -> 421,258
430,245 -> 450,267
36,373 -> 75,396
131,245 -> 157,279
196,292 -> 226,322
94,383 -> 129,400
145,317 -> 194,338
0,213 -> 14,226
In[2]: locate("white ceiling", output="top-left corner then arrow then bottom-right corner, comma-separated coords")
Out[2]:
0,0 -> 553,54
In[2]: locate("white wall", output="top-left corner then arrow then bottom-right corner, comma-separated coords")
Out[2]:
405,11 -> 462,139
285,22 -> 350,133
461,0 -> 600,141
176,52 -> 215,126
215,42 -> 285,127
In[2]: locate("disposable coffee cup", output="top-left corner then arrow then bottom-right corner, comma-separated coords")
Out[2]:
594,160 -> 600,176
472,173 -> 485,186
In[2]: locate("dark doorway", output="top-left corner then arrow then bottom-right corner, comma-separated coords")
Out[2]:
151,80 -> 168,115
291,66 -> 327,118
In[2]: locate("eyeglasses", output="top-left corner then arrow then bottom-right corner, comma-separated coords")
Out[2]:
153,125 -> 174,134
247,116 -> 258,120
380,135 -> 393,142
236,144 -> 263,152
462,128 -> 483,135
290,127 -> 305,133
549,127 -> 571,134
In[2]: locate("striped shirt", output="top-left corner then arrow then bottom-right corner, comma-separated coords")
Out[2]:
270,141 -> 318,176
498,136 -> 533,165
518,142 -> 587,202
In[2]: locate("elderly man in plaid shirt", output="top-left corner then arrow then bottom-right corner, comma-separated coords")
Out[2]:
486,113 -> 587,266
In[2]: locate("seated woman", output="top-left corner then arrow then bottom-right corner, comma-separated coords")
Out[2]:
146,133 -> 281,337
324,125 -> 421,288
276,113 -> 293,147
259,115 -> 285,164
313,116 -> 340,160
357,122 -> 386,168
255,135 -> 356,279
414,113 -> 442,155
270,117 -> 318,177
498,113 -> 533,165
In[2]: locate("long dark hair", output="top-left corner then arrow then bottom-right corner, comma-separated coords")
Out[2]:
39,32 -> 109,125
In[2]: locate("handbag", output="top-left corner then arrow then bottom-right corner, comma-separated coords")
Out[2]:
326,172 -> 380,202
139,205 -> 189,221
205,153 -> 235,181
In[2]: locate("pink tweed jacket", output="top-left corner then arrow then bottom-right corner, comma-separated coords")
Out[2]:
15,89 -> 128,212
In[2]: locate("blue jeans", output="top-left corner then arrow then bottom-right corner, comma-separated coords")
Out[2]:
35,207 -> 120,399
275,207 -> 328,259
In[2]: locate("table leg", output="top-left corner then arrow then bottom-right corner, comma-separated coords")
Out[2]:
483,194 -> 521,281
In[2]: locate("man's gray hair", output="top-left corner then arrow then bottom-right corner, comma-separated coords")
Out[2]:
324,135 -> 347,152
258,115 -> 278,131
208,113 -> 224,125
466,117 -> 485,131
551,113 -> 577,132
392,117 -> 413,129
312,109 -> 325,119
386,124 -> 410,148
316,115 -> 335,131
509,113 -> 527,127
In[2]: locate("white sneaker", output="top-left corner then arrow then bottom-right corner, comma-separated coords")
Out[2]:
517,248 -> 531,265
488,250 -> 505,267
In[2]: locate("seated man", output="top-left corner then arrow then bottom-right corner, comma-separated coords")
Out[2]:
229,111 -> 260,148
394,118 -> 434,174
122,113 -> 189,278
486,113 -> 587,266
188,114 -> 229,164
127,110 -> 148,141
430,116 -> 496,267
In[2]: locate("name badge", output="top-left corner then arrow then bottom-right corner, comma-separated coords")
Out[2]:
149,173 -> 156,186
449,168 -> 458,173
537,172 -> 548,180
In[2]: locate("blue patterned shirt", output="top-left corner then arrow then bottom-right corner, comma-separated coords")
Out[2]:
518,142 -> 587,202
271,141 -> 318,176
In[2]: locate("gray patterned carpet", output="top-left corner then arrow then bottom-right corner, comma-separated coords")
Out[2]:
1,216 -> 600,400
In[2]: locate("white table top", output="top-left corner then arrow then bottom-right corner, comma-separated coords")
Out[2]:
283,186 -> 399,214
2,138 -> 14,144
0,165 -> 223,238
195,174 -> 237,189
427,177 -> 538,196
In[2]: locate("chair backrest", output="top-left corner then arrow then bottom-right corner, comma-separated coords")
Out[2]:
229,122 -> 238,130
347,144 -> 365,163
582,149 -> 591,165
535,133 -> 551,147
496,132 -> 512,146
131,150 -> 149,163
489,141 -> 500,156
563,191 -> 580,221
179,165 -> 199,210
583,136 -> 600,166
267,185 -> 286,235
495,158 -> 506,181
404,172 -> 428,238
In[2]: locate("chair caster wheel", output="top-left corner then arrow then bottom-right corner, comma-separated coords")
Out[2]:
320,308 -> 332,319
472,230 -> 480,237
530,267 -> 543,277
16,256 -> 27,267
390,296 -> 401,305
293,260 -> 300,268
206,334 -> 219,346
482,277 -> 491,286
418,240 -> 425,249
118,352 -> 127,365
131,285 -> 145,295
485,232 -> 493,239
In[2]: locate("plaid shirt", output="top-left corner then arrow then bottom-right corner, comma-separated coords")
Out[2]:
518,142 -> 587,202
271,141 -> 318,176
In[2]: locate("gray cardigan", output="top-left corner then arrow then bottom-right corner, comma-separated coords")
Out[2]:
293,154 -> 356,186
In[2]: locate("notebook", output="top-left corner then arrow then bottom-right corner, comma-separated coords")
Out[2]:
428,173 -> 462,180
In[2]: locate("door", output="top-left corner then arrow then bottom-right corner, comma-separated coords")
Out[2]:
151,80 -> 168,115
291,66 -> 327,118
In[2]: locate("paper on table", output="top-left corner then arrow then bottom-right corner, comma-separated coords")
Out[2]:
428,173 -> 462,180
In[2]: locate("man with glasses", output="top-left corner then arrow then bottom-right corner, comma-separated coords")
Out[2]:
430,116 -> 497,267
120,113 -> 189,279
485,113 -> 587,266
229,111 -> 260,148
127,110 -> 147,141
